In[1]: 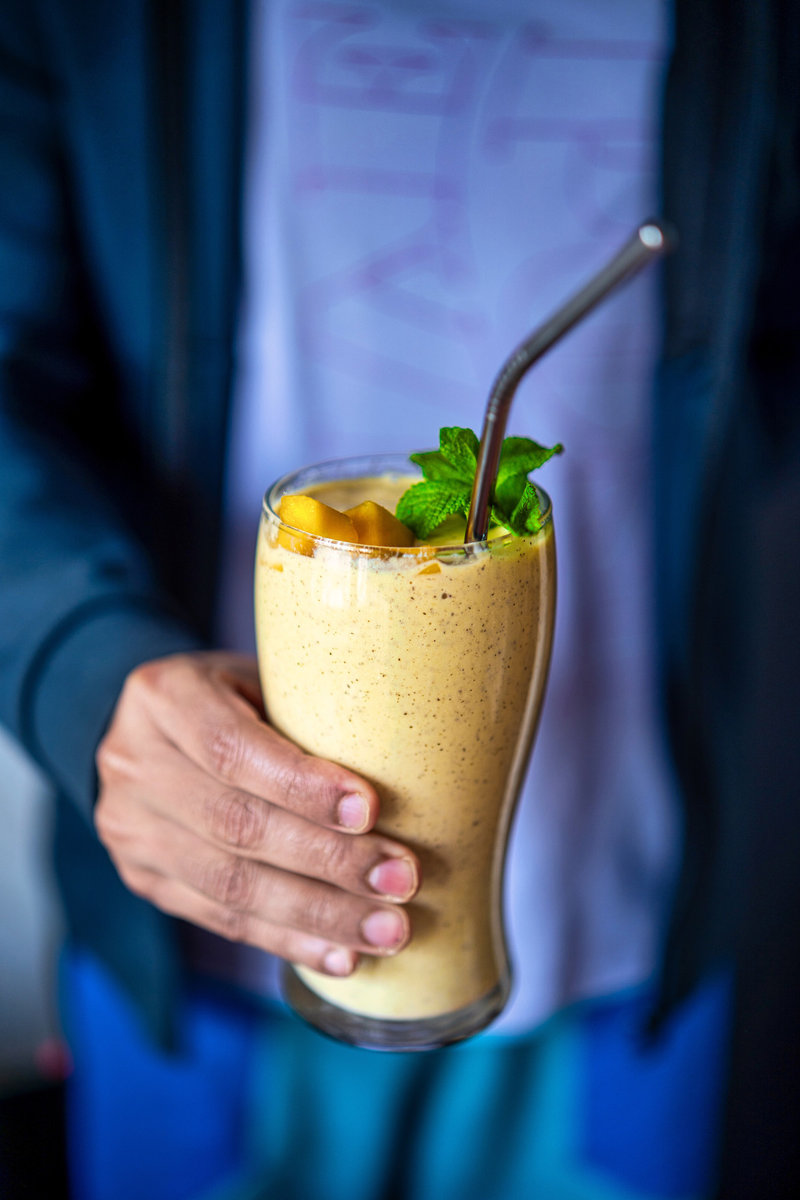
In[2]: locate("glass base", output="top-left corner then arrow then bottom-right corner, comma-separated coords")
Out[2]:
281,964 -> 509,1052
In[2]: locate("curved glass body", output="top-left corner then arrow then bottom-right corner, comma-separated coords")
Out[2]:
255,454 -> 556,1050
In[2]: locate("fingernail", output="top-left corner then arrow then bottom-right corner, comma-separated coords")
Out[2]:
323,947 -> 355,976
367,857 -> 417,901
338,794 -> 368,831
361,909 -> 406,951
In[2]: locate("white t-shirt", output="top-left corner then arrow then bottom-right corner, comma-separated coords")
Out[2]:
216,0 -> 675,1036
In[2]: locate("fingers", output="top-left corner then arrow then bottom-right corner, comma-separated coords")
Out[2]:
115,812 -> 411,963
119,655 -> 380,832
120,865 -> 361,976
96,651 -> 420,973
98,749 -> 419,903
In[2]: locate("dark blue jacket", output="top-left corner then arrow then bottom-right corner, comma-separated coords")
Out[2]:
655,5 -> 800,1190
1,1 -> 798,1189
0,0 -> 247,1038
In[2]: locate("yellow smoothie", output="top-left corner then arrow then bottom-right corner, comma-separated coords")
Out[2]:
255,469 -> 556,1025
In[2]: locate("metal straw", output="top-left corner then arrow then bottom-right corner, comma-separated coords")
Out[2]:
464,220 -> 676,543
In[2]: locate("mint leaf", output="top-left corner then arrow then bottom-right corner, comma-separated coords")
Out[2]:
486,438 -> 562,519
439,426 -> 479,480
489,504 -> 508,530
397,425 -> 561,540
409,450 -> 467,482
497,436 -> 563,482
396,479 -> 471,539
507,481 -> 543,536
493,471 -> 528,517
408,427 -> 480,484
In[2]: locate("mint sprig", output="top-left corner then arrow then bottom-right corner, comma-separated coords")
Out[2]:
396,426 -> 562,540
393,479 -> 472,539
408,426 -> 480,484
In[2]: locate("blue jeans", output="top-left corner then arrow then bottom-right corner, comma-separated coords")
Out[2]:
61,948 -> 730,1200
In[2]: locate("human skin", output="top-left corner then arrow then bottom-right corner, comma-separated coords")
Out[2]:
94,651 -> 421,977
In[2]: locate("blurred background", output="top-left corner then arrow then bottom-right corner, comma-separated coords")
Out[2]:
0,727 -> 69,1197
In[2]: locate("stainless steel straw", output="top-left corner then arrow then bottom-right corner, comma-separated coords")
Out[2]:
464,220 -> 676,543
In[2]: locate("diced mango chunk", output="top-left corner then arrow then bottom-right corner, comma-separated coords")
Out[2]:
278,494 -> 359,554
344,501 -> 415,548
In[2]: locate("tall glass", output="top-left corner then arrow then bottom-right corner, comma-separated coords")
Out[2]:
255,454 -> 556,1050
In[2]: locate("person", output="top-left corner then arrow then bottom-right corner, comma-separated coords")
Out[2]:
0,1 -> 797,1198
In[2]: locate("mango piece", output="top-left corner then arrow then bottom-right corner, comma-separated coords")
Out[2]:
344,501 -> 415,548
278,494 -> 359,554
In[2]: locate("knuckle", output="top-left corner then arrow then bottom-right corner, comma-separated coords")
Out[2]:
209,904 -> 249,944
93,793 -> 127,848
317,833 -> 351,884
123,659 -> 162,702
93,797 -> 112,843
304,888 -> 338,937
206,720 -> 244,782
204,854 -> 257,911
94,737 -> 112,780
206,789 -> 267,851
122,653 -> 190,709
277,759 -> 310,814
117,863 -> 150,901
94,737 -> 129,785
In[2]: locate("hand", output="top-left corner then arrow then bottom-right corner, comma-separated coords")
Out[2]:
94,651 -> 419,977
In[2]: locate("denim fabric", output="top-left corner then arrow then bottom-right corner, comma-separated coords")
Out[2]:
61,949 -> 728,1200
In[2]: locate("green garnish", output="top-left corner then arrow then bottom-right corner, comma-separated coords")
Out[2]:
396,426 -> 563,540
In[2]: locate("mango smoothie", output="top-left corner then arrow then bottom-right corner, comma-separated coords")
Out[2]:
255,454 -> 556,1048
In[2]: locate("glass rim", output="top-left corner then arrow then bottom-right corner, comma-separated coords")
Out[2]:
262,452 -> 552,554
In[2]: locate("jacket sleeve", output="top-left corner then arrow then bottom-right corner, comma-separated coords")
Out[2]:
0,5 -> 202,820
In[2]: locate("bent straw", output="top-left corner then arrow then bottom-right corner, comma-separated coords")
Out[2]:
464,220 -> 676,543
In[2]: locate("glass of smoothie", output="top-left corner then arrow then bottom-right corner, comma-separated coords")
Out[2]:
254,452 -> 556,1050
